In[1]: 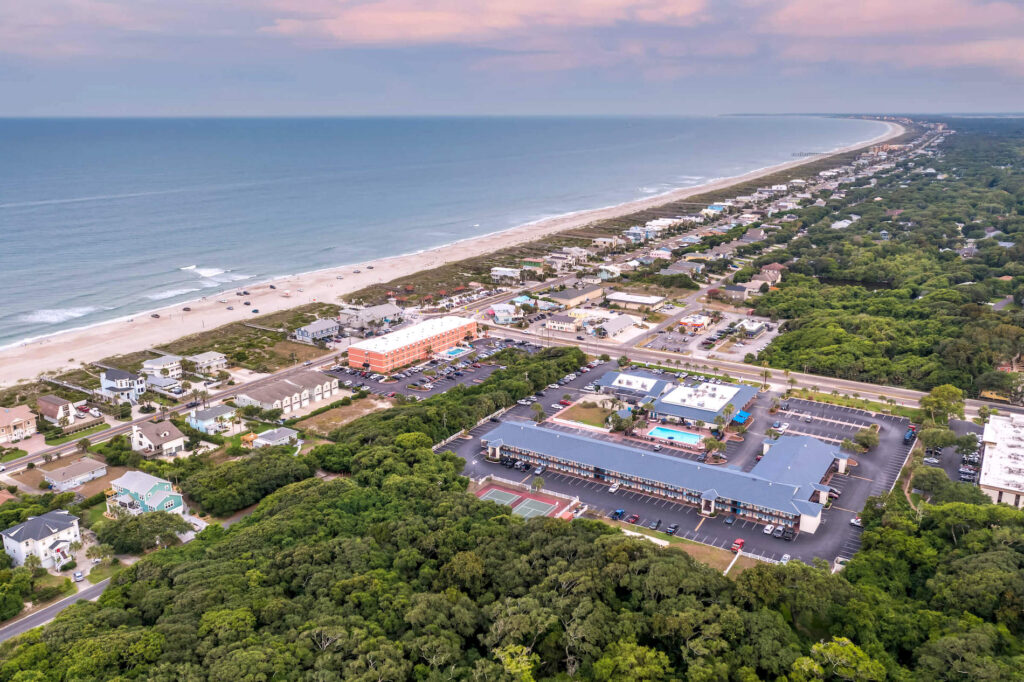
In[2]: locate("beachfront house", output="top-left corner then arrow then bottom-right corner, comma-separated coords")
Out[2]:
36,395 -> 76,426
106,471 -> 185,516
98,369 -> 146,404
253,427 -> 300,448
293,318 -> 340,344
0,406 -> 36,444
131,421 -> 186,458
186,351 -> 228,374
146,375 -> 182,395
141,355 -> 182,379
1,510 -> 80,569
43,458 -> 108,492
187,405 -> 236,434
490,267 -> 522,283
337,303 -> 403,335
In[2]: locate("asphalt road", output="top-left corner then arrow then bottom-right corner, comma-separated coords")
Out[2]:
0,579 -> 110,644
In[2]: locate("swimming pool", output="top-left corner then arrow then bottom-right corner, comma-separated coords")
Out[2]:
444,347 -> 469,357
648,426 -> 702,446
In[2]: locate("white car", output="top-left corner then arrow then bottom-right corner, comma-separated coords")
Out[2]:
89,408 -> 101,418
780,554 -> 791,565
550,404 -> 563,410
763,524 -> 775,535
850,517 -> 863,527
609,483 -> 620,494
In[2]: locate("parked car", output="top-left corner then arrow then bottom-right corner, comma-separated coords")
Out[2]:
559,399 -> 572,406
724,516 -> 735,526
773,526 -> 785,538
763,524 -> 775,535
666,523 -> 679,536
609,483 -> 620,494
626,514 -> 640,524
533,465 -> 546,475
780,554 -> 791,565
731,538 -> 745,553
850,517 -> 863,527
73,571 -> 84,582
610,509 -> 626,520
648,519 -> 661,530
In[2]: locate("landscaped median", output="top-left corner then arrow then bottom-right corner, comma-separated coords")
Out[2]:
44,422 -> 111,446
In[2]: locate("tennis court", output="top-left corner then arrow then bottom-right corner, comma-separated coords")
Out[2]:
479,488 -> 523,506
512,498 -> 558,519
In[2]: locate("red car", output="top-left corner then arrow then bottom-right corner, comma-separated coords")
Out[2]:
731,538 -> 745,553
387,392 -> 397,398
559,399 -> 572,406
626,514 -> 640,524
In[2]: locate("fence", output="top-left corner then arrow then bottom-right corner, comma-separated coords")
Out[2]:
479,474 -> 580,509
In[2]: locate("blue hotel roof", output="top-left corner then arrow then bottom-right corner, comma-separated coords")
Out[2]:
483,422 -> 834,518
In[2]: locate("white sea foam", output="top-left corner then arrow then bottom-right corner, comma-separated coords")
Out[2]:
194,267 -> 225,278
18,307 -> 102,325
179,265 -> 197,271
145,288 -> 200,301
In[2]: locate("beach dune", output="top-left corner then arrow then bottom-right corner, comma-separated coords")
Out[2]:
0,122 -> 904,388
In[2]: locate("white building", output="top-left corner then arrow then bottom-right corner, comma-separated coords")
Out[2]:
131,421 -> 187,458
490,267 -> 522,283
186,351 -> 229,374
98,369 -> 146,404
979,414 -> 1024,508
2,510 -> 80,569
605,292 -> 666,310
141,355 -> 183,379
234,371 -> 340,415
254,427 -> 300,448
43,458 -> 108,492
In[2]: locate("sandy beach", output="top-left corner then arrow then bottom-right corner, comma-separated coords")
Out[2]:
0,121 -> 904,388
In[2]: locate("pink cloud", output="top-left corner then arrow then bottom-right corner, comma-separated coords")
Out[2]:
759,0 -> 1024,37
263,0 -> 708,45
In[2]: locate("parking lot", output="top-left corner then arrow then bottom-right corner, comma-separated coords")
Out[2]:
456,387 -> 915,566
325,337 -> 518,399
918,418 -> 984,485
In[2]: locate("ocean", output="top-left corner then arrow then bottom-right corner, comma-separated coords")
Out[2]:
0,116 -> 887,348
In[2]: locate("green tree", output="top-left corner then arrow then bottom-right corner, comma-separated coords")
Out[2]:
920,384 -> 966,424
593,640 -> 673,681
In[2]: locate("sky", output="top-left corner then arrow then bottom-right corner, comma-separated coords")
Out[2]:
2,0 -> 1023,116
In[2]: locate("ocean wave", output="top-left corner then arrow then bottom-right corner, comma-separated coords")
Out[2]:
19,307 -> 102,325
145,287 -> 200,301
194,267 -> 225,278
179,265 -> 196,271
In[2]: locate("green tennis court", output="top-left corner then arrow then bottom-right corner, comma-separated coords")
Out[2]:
479,488 -> 522,506
513,498 -> 558,519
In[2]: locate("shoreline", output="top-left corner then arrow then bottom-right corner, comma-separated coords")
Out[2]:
0,120 -> 904,388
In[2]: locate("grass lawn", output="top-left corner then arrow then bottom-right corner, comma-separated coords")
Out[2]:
609,520 -> 759,574
269,340 -> 331,365
45,422 -> 111,445
558,403 -> 614,428
34,572 -> 76,597
86,562 -> 121,584
295,398 -> 393,437
0,448 -> 28,463
83,501 -> 108,528
787,388 -> 922,419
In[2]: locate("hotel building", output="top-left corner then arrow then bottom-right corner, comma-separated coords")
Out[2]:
483,422 -> 845,533
347,316 -> 477,373
979,414 -> 1024,508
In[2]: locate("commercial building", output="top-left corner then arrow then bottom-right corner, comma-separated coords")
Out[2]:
482,423 -> 842,533
234,370 -> 340,414
43,458 -> 108,492
979,414 -> 1024,508
490,266 -> 522,283
1,510 -> 80,569
489,303 -> 521,325
545,315 -> 580,333
107,471 -> 185,516
595,370 -> 757,426
0,406 -> 36,444
594,315 -> 635,338
347,316 -> 477,373
606,292 -> 666,310
545,285 -> 604,309
735,319 -> 767,338
679,314 -> 712,333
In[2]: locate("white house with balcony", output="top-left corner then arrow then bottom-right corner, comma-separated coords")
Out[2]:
2,510 -> 80,569
141,355 -> 182,379
106,471 -> 185,516
98,369 -> 146,404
